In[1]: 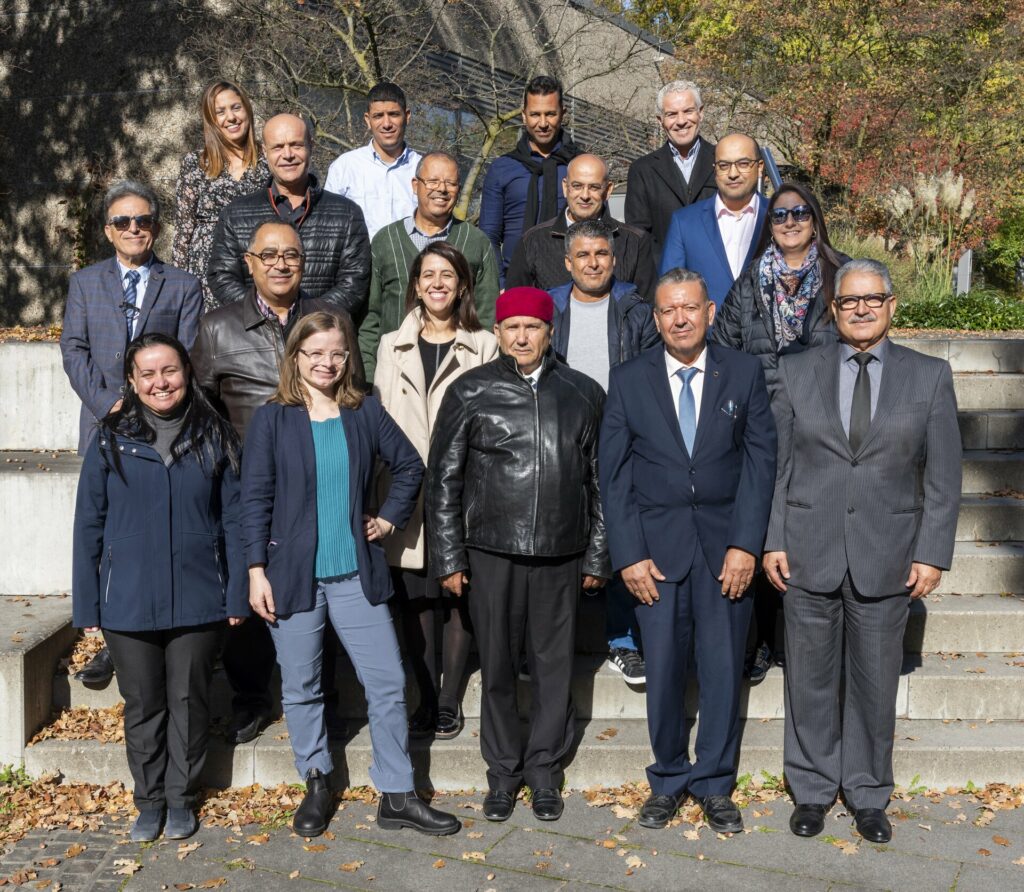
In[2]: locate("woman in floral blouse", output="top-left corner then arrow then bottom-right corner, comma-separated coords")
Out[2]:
173,80 -> 268,309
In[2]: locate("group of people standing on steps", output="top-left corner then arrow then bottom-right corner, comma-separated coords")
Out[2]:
61,73 -> 962,851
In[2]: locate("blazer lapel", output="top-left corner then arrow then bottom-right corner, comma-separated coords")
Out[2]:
645,350 -> 688,454
741,200 -> 768,271
135,259 -> 165,334
814,343 -> 853,456
853,342 -> 910,456
339,409 -> 361,523
106,258 -> 125,318
650,143 -> 689,204
691,344 -> 722,458
688,137 -> 716,196
701,201 -> 732,277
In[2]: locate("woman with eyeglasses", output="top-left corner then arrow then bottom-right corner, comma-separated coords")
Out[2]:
72,333 -> 247,843
241,310 -> 460,839
373,242 -> 498,741
173,80 -> 268,309
713,181 -> 849,683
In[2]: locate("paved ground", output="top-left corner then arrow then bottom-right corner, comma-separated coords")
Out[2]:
2,789 -> 1022,891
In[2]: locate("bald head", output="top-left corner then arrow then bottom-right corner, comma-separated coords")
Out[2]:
563,153 -> 612,223
263,114 -> 312,193
714,132 -> 763,210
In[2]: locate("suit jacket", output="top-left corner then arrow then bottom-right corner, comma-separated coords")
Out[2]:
599,343 -> 777,581
60,255 -> 202,454
765,341 -> 962,596
658,196 -> 767,308
624,138 -> 717,266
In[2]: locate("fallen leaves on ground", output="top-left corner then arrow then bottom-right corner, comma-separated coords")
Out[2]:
0,325 -> 62,343
595,727 -> 618,741
29,705 -> 125,745
177,842 -> 202,860
112,858 -> 141,875
461,851 -> 486,862
338,861 -> 364,873
63,634 -> 106,676
198,878 -> 227,888
432,859 -> 446,869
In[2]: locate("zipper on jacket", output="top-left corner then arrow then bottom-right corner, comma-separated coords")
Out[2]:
531,380 -> 541,552
214,540 -> 225,595
104,547 -> 113,604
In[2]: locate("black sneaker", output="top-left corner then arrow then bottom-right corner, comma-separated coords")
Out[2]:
607,648 -> 646,686
744,643 -> 772,685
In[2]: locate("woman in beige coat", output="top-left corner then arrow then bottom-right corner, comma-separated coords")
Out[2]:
374,241 -> 498,739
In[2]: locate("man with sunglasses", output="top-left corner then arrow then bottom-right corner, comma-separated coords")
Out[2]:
658,133 -> 767,308
764,259 -> 961,844
191,219 -> 363,748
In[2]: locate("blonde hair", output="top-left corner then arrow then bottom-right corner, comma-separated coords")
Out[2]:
272,311 -> 364,410
199,81 -> 260,179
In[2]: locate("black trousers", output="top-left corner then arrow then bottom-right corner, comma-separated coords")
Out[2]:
105,623 -> 224,810
466,547 -> 581,792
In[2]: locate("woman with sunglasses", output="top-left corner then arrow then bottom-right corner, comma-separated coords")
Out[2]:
241,310 -> 460,839
713,181 -> 848,683
72,333 -> 246,843
173,80 -> 268,309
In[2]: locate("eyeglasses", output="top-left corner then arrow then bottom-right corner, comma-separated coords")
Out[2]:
834,293 -> 892,311
298,349 -> 349,364
107,215 -> 157,232
769,205 -> 813,225
247,250 -> 305,267
416,177 -> 459,191
714,158 -> 759,173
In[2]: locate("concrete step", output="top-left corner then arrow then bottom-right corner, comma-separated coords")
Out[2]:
893,336 -> 1024,373
24,717 -> 1024,790
0,343 -> 79,451
956,495 -> 1024,541
961,450 -> 1024,493
905,592 -> 1024,652
0,595 -> 77,765
953,373 -> 1024,410
959,410 -> 1024,449
938,541 -> 1024,594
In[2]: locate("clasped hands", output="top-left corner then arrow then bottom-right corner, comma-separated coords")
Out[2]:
621,547 -> 756,604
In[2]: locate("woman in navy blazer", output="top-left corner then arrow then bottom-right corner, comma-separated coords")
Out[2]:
241,310 -> 460,839
72,333 -> 246,843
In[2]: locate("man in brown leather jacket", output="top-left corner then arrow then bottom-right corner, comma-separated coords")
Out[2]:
191,219 -> 361,744
427,286 -> 610,825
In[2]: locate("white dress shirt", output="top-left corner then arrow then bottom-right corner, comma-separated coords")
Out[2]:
669,139 -> 701,183
323,140 -> 422,239
665,345 -> 707,427
116,257 -> 153,339
714,193 -> 760,279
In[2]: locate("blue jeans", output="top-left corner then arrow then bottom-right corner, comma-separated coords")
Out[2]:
267,577 -> 414,792
606,576 -> 640,651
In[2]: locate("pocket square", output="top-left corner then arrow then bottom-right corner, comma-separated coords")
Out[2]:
721,399 -> 741,420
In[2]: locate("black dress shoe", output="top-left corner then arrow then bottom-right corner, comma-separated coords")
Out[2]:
225,709 -> 269,745
699,795 -> 744,833
377,792 -> 461,835
790,803 -> 828,837
638,793 -> 681,829
293,769 -> 333,837
853,807 -> 892,843
75,647 -> 114,684
434,704 -> 464,740
407,704 -> 437,739
483,790 -> 516,822
531,788 -> 563,821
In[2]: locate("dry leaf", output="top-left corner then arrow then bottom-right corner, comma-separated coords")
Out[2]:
322,831 -> 336,840
975,810 -> 996,827
596,727 -> 619,741
339,861 -> 364,873
112,859 -> 141,876
432,859 -> 446,869
486,874 -> 496,881
246,833 -> 270,845
303,844 -> 327,852
683,829 -> 700,841
288,871 -> 299,880
177,842 -> 203,861
978,848 -> 992,856
64,845 -> 86,858
467,831 -> 483,839
600,839 -> 617,849
198,880 -> 227,889
625,855 -> 646,869
461,851 -> 486,862
1012,856 -> 1024,865
174,884 -> 195,891
993,835 -> 1011,846
611,804 -> 636,819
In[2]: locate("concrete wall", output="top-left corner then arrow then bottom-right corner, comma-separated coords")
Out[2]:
0,342 -> 80,450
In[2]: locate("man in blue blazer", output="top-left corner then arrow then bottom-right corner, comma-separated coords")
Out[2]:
658,134 -> 767,308
599,267 -> 776,832
61,180 -> 202,455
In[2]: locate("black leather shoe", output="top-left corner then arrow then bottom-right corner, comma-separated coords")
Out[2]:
790,803 -> 828,837
293,769 -> 333,837
638,793 -> 681,829
531,788 -> 563,821
699,795 -> 744,833
853,807 -> 892,843
483,790 -> 516,822
434,704 -> 464,740
75,647 -> 114,684
225,709 -> 269,745
377,792 -> 460,835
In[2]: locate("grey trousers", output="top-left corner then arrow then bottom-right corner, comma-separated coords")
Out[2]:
268,577 -> 414,792
783,575 -> 910,811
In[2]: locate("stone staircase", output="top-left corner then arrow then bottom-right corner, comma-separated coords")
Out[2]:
2,337 -> 1022,791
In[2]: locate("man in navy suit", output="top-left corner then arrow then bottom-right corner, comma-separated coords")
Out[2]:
599,267 -> 776,832
658,134 -> 767,307
61,180 -> 202,455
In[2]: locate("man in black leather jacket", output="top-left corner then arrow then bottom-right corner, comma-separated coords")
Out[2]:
206,114 -> 371,318
427,287 -> 610,825
191,220 -> 360,746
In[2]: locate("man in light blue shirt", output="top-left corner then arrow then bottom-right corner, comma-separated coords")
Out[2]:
323,82 -> 422,239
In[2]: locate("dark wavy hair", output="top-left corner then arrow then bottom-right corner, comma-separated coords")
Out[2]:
100,333 -> 241,477
754,181 -> 845,306
403,242 -> 482,332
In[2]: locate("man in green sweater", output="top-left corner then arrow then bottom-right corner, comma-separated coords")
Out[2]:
359,151 -> 500,381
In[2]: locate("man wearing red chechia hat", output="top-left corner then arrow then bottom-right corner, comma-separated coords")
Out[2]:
426,286 -> 610,823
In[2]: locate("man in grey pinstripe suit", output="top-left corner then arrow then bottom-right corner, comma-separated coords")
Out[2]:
763,259 -> 962,844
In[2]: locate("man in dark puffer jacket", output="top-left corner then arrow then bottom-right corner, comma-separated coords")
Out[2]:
206,114 -> 371,319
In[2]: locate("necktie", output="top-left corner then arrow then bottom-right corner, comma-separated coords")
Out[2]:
677,367 -> 698,454
849,352 -> 873,452
123,270 -> 141,341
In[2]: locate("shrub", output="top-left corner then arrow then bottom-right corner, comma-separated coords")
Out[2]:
894,289 -> 1024,330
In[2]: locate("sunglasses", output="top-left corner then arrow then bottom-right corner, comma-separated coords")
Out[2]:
107,215 -> 157,232
769,205 -> 813,225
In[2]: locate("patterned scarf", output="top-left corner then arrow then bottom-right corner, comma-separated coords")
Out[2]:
758,241 -> 820,350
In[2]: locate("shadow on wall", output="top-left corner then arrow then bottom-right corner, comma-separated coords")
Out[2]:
0,0 -> 217,325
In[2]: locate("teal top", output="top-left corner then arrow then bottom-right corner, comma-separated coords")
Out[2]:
310,416 -> 359,579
